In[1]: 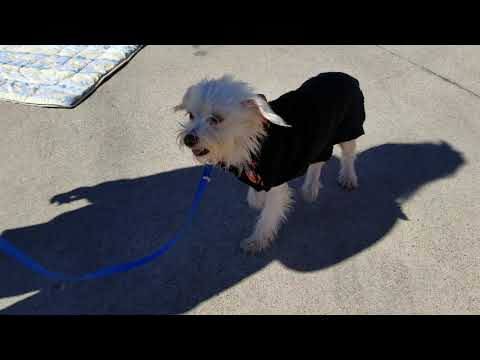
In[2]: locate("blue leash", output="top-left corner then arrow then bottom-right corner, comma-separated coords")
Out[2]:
0,165 -> 214,282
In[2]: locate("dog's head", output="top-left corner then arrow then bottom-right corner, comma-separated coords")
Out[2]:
175,75 -> 289,168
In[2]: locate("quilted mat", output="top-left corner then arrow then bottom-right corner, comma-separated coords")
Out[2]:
0,45 -> 143,108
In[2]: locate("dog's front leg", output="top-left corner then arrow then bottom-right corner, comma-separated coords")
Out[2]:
247,187 -> 266,209
241,183 -> 293,254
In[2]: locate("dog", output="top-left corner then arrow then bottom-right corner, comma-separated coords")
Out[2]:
175,72 -> 366,254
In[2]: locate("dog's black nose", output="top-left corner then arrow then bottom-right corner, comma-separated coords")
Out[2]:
184,133 -> 198,148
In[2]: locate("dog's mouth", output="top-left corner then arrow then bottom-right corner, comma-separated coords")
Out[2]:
192,148 -> 210,157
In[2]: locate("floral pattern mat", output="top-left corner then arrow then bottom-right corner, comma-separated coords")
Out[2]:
0,45 -> 143,108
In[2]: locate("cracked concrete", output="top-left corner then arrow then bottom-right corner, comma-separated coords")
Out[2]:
377,45 -> 480,100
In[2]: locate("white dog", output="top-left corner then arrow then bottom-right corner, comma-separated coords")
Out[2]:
176,72 -> 366,254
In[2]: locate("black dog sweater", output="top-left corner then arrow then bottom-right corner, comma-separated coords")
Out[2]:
226,72 -> 366,192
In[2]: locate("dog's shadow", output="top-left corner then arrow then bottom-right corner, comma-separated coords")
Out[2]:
0,142 -> 464,314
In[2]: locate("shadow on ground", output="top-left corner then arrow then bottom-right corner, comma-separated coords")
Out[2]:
0,142 -> 464,314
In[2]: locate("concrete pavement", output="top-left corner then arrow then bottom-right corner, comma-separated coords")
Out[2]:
0,45 -> 478,314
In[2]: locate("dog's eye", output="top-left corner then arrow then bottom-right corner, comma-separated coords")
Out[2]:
187,112 -> 194,121
208,115 -> 224,125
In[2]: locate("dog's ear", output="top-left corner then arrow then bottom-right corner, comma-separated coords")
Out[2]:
257,93 -> 267,102
173,103 -> 185,112
174,85 -> 195,112
241,95 -> 291,127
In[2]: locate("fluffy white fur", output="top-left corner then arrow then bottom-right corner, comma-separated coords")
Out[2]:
301,162 -> 325,202
338,140 -> 358,190
175,75 -> 288,171
176,75 -> 359,254
242,183 -> 293,253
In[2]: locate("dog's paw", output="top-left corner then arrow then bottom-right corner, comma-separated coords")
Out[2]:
246,189 -> 265,209
338,172 -> 358,191
301,180 -> 321,202
240,235 -> 272,254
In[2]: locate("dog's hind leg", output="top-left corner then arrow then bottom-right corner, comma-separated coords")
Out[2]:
241,183 -> 293,254
247,187 -> 266,209
301,162 -> 325,202
338,139 -> 358,190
